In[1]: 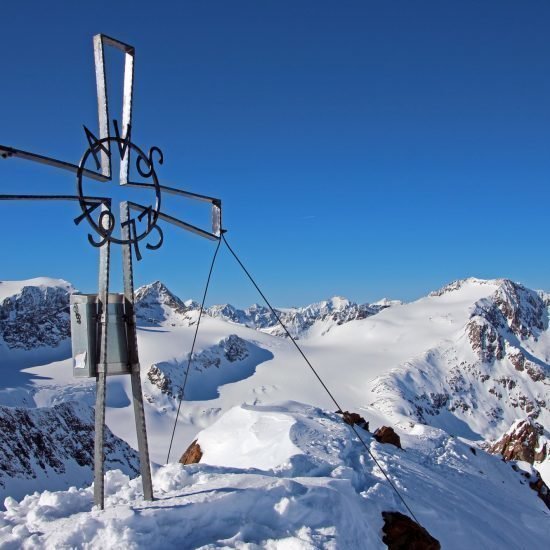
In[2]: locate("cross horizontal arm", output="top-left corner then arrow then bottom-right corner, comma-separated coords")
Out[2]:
0,194 -> 110,204
127,201 -> 220,241
0,145 -> 109,182
124,181 -> 219,204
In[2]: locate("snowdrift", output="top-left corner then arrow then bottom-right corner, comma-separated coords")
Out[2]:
1,402 -> 548,549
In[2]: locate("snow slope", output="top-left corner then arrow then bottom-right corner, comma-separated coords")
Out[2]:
1,276 -> 549,520
0,403 -> 547,549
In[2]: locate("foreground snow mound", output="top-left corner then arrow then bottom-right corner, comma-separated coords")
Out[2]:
0,401 -> 139,506
1,402 -> 548,549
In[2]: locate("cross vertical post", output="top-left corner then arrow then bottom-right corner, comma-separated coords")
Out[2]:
0,33 -> 223,511
94,205 -> 111,509
121,201 -> 153,502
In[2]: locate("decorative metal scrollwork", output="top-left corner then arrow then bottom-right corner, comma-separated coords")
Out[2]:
75,122 -> 164,259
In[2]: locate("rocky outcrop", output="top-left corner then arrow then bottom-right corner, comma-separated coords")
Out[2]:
486,419 -> 547,464
180,440 -> 202,465
381,511 -> 440,550
146,335 -> 264,400
374,426 -> 402,449
467,280 -> 548,363
0,401 -> 139,498
336,410 -> 370,431
486,420 -> 549,510
0,284 -> 71,350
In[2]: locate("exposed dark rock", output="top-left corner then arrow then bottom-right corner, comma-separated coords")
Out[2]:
487,419 -> 547,464
180,440 -> 202,465
374,426 -> 402,449
381,511 -> 440,550
336,410 -> 369,431
222,334 -> 249,362
529,475 -> 550,510
466,318 -> 505,363
0,401 -> 139,491
508,348 -> 525,371
0,285 -> 71,349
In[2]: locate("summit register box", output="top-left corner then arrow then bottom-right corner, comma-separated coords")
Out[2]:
70,293 -> 131,378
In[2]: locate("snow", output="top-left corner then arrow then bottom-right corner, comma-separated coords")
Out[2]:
0,278 -> 72,302
1,275 -> 550,547
0,402 -> 548,549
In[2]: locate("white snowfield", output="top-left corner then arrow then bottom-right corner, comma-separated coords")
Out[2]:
0,403 -> 548,549
1,276 -> 549,547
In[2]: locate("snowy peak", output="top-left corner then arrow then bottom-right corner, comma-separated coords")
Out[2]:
429,277 -> 502,297
370,277 -> 550,443
207,295 -> 392,338
134,281 -> 194,326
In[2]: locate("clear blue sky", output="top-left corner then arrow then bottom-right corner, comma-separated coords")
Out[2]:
1,0 -> 549,307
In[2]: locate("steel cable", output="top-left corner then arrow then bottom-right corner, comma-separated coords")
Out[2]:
165,237 -> 222,464
221,233 -> 421,524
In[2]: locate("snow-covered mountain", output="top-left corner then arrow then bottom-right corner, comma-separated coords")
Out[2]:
134,280 -> 395,338
370,277 -> 550,442
0,278 -> 73,351
1,275 -> 549,547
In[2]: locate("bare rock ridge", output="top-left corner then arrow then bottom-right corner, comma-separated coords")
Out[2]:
147,334 -> 251,398
487,418 -> 547,464
0,401 -> 139,503
146,334 -> 271,402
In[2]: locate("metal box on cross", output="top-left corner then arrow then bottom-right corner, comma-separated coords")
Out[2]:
70,293 -> 131,378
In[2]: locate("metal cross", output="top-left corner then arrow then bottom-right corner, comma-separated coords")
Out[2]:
0,34 -> 223,509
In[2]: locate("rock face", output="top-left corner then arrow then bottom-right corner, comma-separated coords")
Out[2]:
381,511 -> 441,550
487,419 -> 547,464
146,335 -> 271,402
147,334 -> 252,398
179,440 -> 202,465
374,426 -> 402,449
0,282 -> 72,350
0,401 -> 139,502
486,420 -> 550,510
467,279 -> 547,365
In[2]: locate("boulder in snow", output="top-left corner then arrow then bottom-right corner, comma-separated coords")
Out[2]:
381,511 -> 440,550
374,426 -> 402,449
